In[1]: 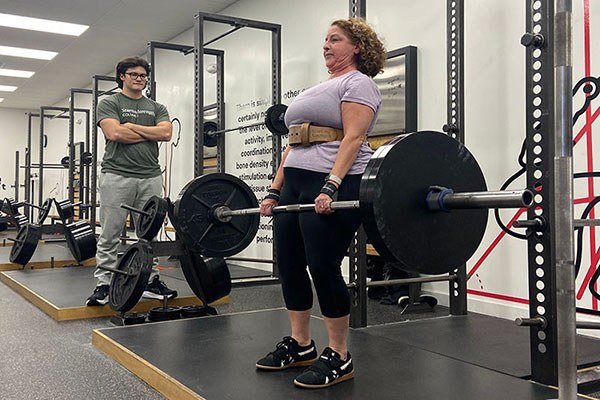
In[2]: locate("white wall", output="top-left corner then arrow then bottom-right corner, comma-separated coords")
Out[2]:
0,108 -> 34,202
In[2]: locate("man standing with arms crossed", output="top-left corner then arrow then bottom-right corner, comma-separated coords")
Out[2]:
86,56 -> 177,306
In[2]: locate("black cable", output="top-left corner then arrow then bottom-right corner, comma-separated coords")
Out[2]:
494,139 -> 529,240
163,117 -> 181,242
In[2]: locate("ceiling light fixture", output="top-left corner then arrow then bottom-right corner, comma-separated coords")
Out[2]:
0,45 -> 57,60
0,85 -> 17,92
0,68 -> 34,78
0,13 -> 89,36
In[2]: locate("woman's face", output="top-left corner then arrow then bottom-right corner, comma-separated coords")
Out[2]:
323,25 -> 359,72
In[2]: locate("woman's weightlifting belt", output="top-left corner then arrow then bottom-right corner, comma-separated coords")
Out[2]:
288,123 -> 344,146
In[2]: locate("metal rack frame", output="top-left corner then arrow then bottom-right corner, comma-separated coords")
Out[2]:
147,41 -> 225,171
193,12 -> 282,177
38,106 -> 90,220
69,88 -> 93,220
91,75 -> 119,230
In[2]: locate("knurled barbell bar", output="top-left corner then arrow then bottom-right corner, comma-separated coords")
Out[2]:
202,103 -> 288,148
173,130 -> 533,275
214,189 -> 531,220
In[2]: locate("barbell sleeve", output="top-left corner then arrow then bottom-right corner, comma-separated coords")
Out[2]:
97,265 -> 136,277
120,203 -> 151,217
427,188 -> 533,211
206,121 -> 265,137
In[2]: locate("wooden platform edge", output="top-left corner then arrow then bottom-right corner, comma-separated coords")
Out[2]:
56,295 -> 230,321
92,330 -> 205,400
0,271 -> 60,319
0,257 -> 96,272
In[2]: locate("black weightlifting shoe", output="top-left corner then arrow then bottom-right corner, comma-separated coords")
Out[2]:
256,336 -> 318,370
294,347 -> 354,389
143,276 -> 178,300
86,285 -> 109,306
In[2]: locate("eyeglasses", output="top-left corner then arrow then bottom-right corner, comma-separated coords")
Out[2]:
124,72 -> 148,80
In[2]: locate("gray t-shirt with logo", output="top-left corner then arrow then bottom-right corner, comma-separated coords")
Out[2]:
97,92 -> 170,178
283,70 -> 381,175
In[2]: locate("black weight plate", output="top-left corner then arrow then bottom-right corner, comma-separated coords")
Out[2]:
137,196 -> 167,241
360,130 -> 488,275
122,312 -> 147,325
81,151 -> 93,165
109,242 -> 153,312
3,198 -> 18,216
179,247 -> 231,304
55,199 -> 74,221
148,306 -> 182,322
65,221 -> 97,262
0,222 -> 7,232
10,224 -> 41,265
38,198 -> 53,225
174,173 -> 259,257
203,121 -> 219,148
61,156 -> 70,168
180,305 -> 209,318
265,104 -> 288,136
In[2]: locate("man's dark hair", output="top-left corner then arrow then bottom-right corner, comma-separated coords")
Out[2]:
115,56 -> 151,88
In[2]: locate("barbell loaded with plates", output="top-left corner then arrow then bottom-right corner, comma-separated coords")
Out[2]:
60,151 -> 93,168
174,130 -> 534,275
202,103 -> 288,147
3,197 -> 52,226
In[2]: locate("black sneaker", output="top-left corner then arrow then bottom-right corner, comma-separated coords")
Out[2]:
86,285 -> 109,306
294,347 -> 354,389
143,276 -> 178,300
256,336 -> 318,370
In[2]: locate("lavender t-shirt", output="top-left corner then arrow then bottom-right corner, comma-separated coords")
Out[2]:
284,70 -> 381,175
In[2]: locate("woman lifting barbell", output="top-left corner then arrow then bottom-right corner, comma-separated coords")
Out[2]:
255,17 -> 386,389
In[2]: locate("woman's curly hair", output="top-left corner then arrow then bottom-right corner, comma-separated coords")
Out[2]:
331,18 -> 386,78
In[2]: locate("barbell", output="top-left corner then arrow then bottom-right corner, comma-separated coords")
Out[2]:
202,103 -> 288,147
172,130 -> 533,275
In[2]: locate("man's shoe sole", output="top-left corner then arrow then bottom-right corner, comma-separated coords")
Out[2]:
86,298 -> 108,307
293,371 -> 354,389
256,357 -> 318,371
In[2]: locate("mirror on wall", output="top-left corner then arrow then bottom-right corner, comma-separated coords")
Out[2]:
371,46 -> 417,136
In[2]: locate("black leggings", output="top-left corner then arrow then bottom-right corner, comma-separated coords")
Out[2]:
274,167 -> 362,318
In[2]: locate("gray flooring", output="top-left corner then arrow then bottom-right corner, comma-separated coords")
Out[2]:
0,272 -> 444,400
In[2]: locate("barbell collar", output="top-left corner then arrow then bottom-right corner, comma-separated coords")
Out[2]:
120,203 -> 152,217
428,189 -> 533,211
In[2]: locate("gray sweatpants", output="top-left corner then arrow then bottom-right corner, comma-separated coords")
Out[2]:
94,172 -> 163,286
